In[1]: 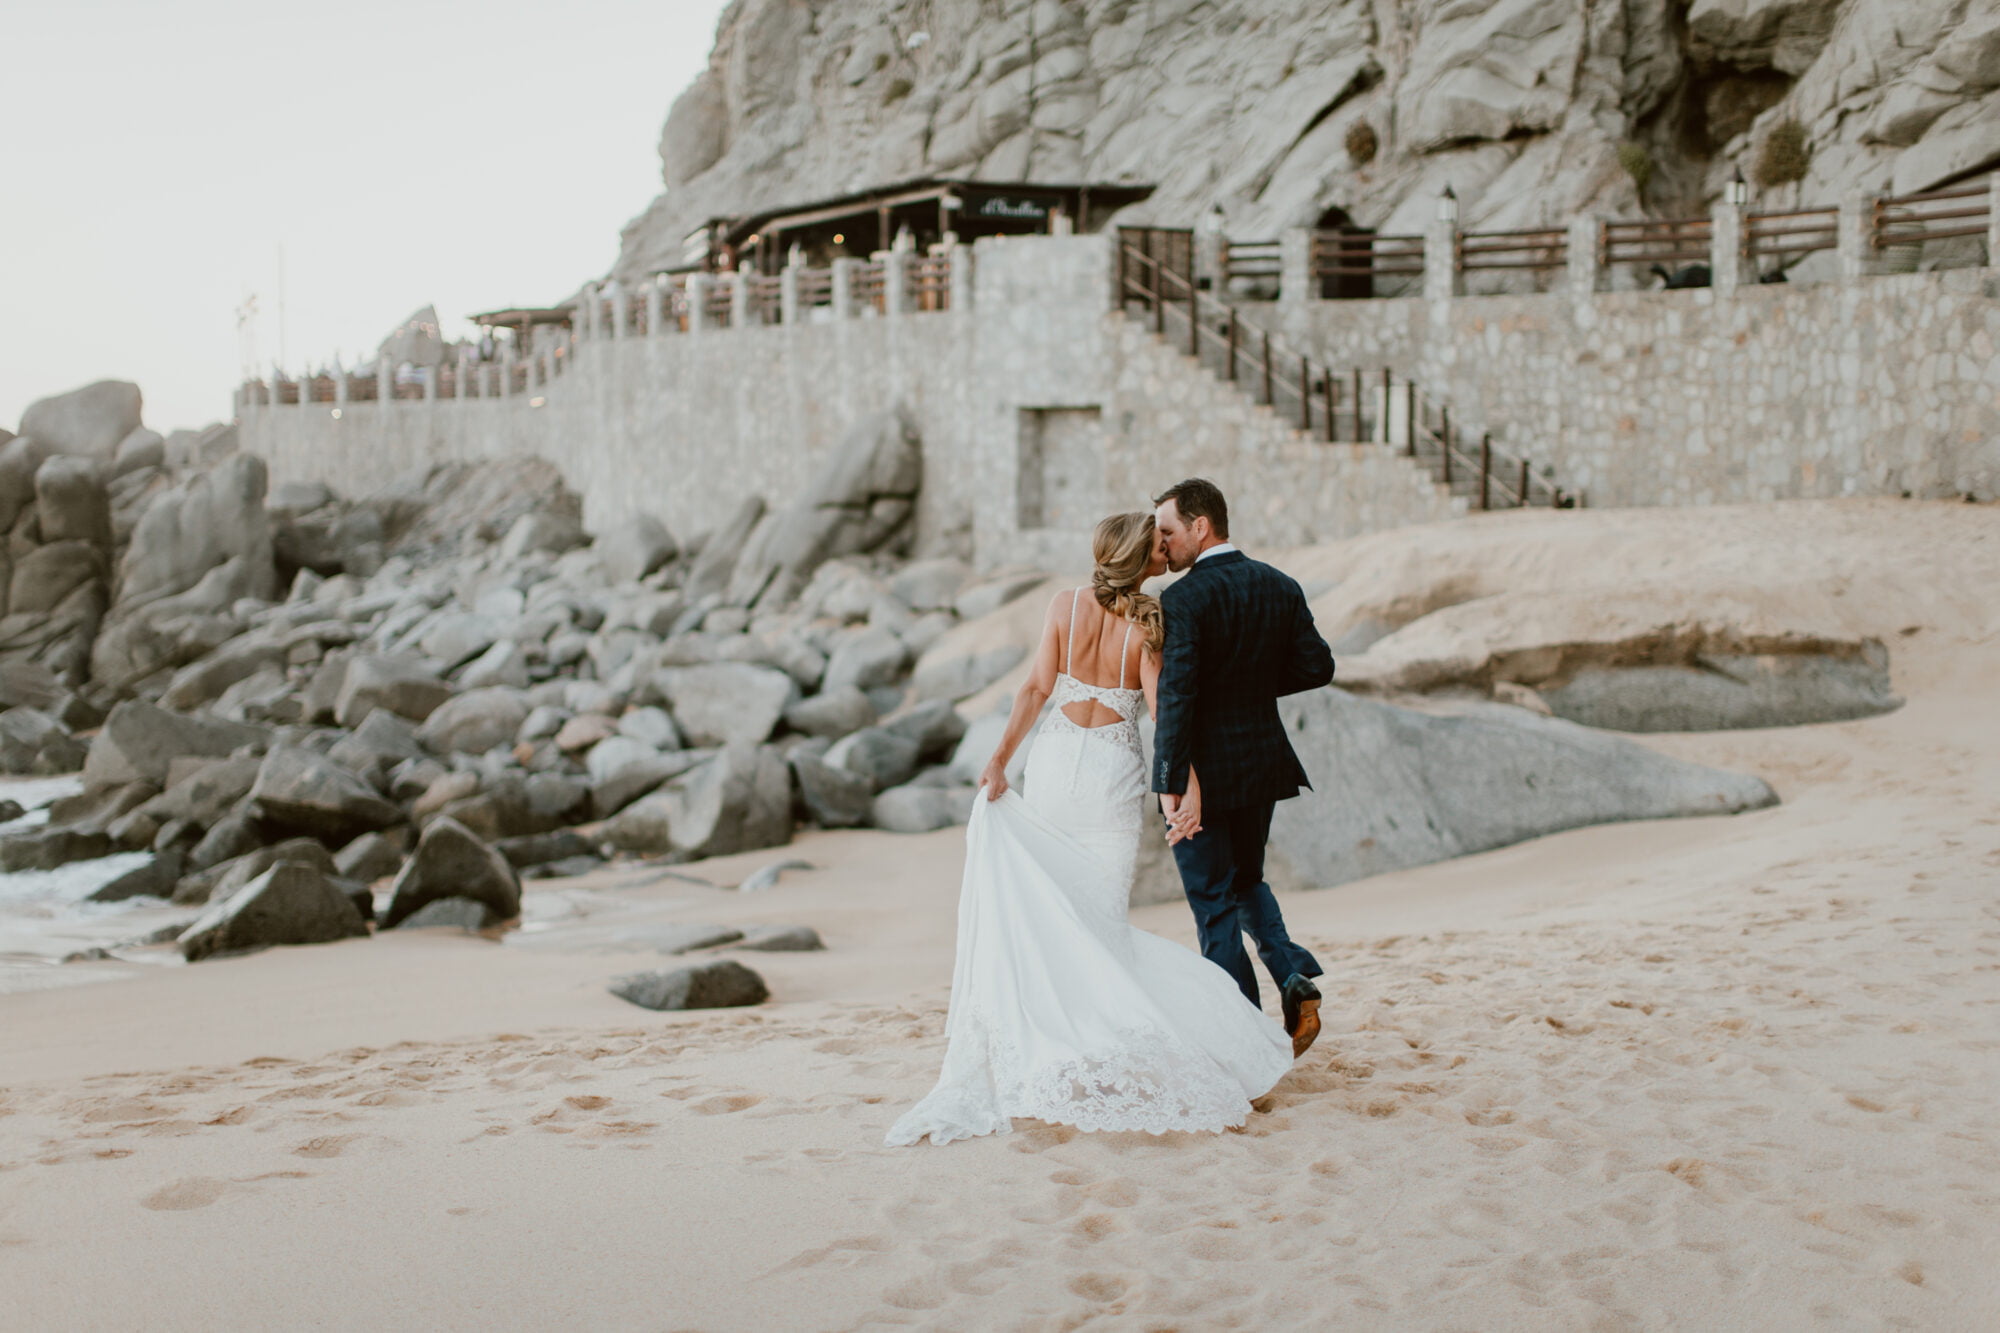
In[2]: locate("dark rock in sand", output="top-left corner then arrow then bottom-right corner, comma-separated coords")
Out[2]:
495,828 -> 595,869
524,854 -> 605,879
608,958 -> 770,1011
0,825 -> 113,871
249,745 -> 402,841
334,830 -> 405,883
177,862 -> 370,962
736,925 -> 825,952
86,850 -> 184,903
393,897 -> 500,931
378,816 -> 522,930
186,807 -> 267,873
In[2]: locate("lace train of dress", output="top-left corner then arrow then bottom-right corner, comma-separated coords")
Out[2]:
885,665 -> 1294,1147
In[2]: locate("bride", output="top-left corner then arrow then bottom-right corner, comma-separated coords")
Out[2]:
886,512 -> 1295,1148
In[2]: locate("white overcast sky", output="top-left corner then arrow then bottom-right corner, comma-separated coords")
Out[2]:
0,0 -> 730,436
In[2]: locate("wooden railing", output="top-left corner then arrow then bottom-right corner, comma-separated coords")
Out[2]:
1601,216 -> 1711,268
1118,238 -> 1569,509
911,253 -> 951,311
851,259 -> 886,314
1744,206 -> 1838,261
746,274 -> 783,324
1457,226 -> 1567,272
1312,231 -> 1424,288
1873,178 -> 1991,249
1221,238 -> 1281,286
795,266 -> 833,310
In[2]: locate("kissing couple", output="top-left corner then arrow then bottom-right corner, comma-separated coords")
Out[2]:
888,478 -> 1336,1147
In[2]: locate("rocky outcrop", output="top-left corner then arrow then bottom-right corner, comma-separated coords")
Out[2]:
1130,686 -> 1778,904
16,381 -> 143,460
177,862 -> 370,962
608,958 -> 770,1011
615,0 -> 1998,283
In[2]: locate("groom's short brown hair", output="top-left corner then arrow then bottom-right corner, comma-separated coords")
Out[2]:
1154,478 -> 1229,539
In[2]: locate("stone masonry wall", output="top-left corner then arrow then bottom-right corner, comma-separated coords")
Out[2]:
1277,267 -> 2000,506
243,235 -> 1466,570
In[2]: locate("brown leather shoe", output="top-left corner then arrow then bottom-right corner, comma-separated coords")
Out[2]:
1282,974 -> 1322,1058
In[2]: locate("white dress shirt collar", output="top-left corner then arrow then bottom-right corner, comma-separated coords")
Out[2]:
1195,542 -> 1238,562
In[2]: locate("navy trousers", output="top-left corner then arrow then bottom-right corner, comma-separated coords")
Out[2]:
1168,800 -> 1321,1007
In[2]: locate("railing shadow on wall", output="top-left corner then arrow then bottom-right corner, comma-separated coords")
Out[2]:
1118,228 -> 1571,511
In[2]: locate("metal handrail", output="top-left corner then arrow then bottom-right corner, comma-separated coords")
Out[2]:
1117,240 -> 1570,509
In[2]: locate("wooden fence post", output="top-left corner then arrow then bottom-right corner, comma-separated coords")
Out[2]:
1479,434 -> 1492,509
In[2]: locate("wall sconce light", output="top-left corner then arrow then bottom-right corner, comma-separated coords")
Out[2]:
1725,168 -> 1749,206
1437,185 -> 1458,225
330,408 -> 341,420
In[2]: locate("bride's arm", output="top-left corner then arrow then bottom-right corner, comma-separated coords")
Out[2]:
1141,649 -> 1202,844
977,591 -> 1068,800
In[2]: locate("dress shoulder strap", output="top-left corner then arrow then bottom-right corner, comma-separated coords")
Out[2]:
1065,587 -> 1084,675
1118,618 -> 1134,689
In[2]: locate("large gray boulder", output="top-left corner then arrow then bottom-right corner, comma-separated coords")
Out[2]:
6,541 -> 105,616
586,735 -> 691,816
911,643 -> 1026,703
178,862 -> 369,962
378,816 -> 522,930
654,662 -> 795,748
159,638 -> 288,711
723,410 -> 922,609
0,436 -> 53,531
821,625 -> 910,693
34,455 -> 112,547
335,654 -> 452,727
327,709 -> 427,785
595,513 -> 678,583
790,749 -> 875,827
0,826 -> 113,872
609,958 -> 769,1011
419,612 -> 504,670
0,707 -> 86,775
603,743 -> 791,858
17,380 -> 142,459
824,725 -> 921,791
1538,649 -> 1902,732
783,684 -> 877,739
1132,687 -> 1780,907
682,495 -> 766,602
418,687 -> 531,755
249,746 -> 403,841
871,781 -> 976,833
111,452 -> 277,609
82,700 -> 266,787
882,699 -> 970,762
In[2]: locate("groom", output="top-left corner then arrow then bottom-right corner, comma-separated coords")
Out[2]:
1151,479 -> 1335,1057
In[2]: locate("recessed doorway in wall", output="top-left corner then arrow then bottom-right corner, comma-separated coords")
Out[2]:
1017,406 -> 1103,530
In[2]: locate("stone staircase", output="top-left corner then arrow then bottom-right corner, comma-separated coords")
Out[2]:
1112,246 -> 1571,515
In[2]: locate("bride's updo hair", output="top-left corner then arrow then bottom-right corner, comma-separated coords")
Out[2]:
1091,512 -> 1165,654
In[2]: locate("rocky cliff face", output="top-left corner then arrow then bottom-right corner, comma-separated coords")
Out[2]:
615,0 -> 1999,279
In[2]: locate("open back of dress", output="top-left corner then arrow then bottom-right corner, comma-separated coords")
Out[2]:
886,590 -> 1292,1147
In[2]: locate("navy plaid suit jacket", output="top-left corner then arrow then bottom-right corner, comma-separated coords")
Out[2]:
1150,550 -> 1335,810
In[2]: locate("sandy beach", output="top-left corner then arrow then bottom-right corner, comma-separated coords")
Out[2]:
3,503 -> 1998,1330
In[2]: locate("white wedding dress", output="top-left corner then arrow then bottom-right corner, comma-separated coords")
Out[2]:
886,593 -> 1294,1147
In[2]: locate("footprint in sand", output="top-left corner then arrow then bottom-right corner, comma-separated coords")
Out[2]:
292,1135 -> 356,1159
1067,1272 -> 1129,1303
140,1177 -> 228,1211
690,1093 -> 763,1115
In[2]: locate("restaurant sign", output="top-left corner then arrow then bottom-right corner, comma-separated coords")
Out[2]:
971,195 -> 1053,220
